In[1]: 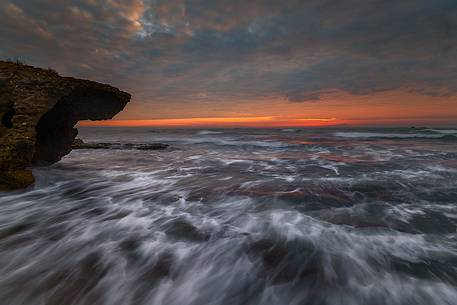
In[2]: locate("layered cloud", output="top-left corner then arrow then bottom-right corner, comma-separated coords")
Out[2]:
1,0 -> 456,118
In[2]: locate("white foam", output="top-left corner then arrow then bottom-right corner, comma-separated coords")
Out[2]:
334,132 -> 447,139
196,130 -> 224,135
429,129 -> 457,134
218,158 -> 254,166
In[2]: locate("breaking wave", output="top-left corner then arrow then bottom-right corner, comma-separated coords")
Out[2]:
334,131 -> 457,140
196,130 -> 224,135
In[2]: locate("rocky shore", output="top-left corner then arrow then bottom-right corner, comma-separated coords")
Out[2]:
0,61 -> 131,191
72,138 -> 169,150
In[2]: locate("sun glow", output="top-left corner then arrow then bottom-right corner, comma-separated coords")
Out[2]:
79,116 -> 344,127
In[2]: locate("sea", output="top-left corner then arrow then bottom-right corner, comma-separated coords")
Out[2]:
1,127 -> 457,305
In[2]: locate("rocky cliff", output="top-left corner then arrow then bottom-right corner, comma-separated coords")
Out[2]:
0,61 -> 131,191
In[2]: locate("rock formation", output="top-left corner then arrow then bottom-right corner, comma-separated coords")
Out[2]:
0,61 -> 130,191
72,139 -> 169,150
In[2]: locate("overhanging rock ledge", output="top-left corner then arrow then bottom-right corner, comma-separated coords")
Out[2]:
0,61 -> 131,191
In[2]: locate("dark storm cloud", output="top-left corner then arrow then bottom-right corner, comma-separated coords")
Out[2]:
1,0 -> 456,104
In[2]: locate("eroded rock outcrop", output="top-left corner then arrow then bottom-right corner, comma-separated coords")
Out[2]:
72,139 -> 169,150
0,61 -> 130,191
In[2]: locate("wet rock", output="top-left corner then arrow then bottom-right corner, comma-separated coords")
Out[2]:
131,252 -> 175,304
0,169 -> 35,191
72,138 -> 169,150
44,251 -> 110,305
163,219 -> 210,242
71,139 -> 115,149
141,252 -> 174,281
119,237 -> 142,252
0,61 -> 130,191
136,143 -> 169,150
0,222 -> 33,240
247,236 -> 320,285
391,256 -> 457,284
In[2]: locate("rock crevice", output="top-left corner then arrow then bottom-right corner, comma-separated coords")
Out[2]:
0,61 -> 131,190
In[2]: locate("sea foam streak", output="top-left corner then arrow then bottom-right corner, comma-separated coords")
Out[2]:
334,131 -> 456,139
196,130 -> 224,135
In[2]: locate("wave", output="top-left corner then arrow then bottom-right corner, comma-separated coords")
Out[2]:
428,129 -> 457,135
196,130 -> 224,135
334,132 -> 457,140
168,137 -> 292,148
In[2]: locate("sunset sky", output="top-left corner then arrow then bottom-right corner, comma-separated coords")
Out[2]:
1,0 -> 456,127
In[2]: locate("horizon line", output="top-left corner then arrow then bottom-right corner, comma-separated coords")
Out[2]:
78,116 -> 343,127
78,116 -> 457,128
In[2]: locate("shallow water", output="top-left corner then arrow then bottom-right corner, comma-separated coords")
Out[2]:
1,127 -> 457,305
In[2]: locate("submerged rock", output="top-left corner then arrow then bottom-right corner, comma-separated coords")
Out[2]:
0,61 -> 131,191
71,139 -> 113,150
72,138 -> 169,150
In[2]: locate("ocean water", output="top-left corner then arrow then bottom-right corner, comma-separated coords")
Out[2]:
1,127 -> 457,305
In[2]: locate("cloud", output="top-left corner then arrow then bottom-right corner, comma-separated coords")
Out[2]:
0,2 -> 53,42
1,0 -> 456,112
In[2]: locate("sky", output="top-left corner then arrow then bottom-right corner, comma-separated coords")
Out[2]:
1,0 -> 457,127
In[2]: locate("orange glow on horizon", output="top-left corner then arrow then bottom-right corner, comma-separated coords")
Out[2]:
78,116 -> 345,127
106,89 -> 457,128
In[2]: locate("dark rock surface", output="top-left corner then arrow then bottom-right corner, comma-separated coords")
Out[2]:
72,138 -> 169,151
0,61 -> 131,191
